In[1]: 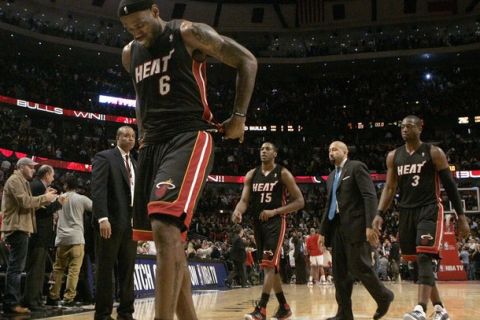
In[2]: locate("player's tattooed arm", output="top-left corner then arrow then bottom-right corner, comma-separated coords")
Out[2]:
181,21 -> 257,119
182,22 -> 255,68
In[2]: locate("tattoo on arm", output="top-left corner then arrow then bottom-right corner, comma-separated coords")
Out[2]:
190,23 -> 222,51
189,23 -> 252,67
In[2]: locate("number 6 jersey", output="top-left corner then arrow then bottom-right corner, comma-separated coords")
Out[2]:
129,20 -> 217,145
394,143 -> 439,209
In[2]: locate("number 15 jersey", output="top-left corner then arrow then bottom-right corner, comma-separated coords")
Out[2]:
249,165 -> 286,221
394,143 -> 440,209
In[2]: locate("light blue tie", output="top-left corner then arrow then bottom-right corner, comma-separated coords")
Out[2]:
328,167 -> 341,221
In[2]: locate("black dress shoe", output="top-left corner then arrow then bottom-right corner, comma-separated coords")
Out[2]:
46,297 -> 60,307
373,289 -> 394,320
117,314 -> 136,320
25,304 -> 46,312
3,305 -> 31,314
326,315 -> 354,320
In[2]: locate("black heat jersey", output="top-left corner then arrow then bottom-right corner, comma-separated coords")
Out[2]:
249,165 -> 286,221
394,143 -> 440,209
129,20 -> 217,144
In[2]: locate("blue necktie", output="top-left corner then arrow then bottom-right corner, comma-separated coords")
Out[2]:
328,167 -> 341,220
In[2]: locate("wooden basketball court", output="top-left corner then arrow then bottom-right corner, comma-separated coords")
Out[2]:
37,281 -> 480,320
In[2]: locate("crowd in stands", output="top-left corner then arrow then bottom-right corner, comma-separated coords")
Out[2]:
0,1 -> 127,48
1,1 -> 480,58
1,49 -> 480,175
1,1 -> 480,302
239,19 -> 480,58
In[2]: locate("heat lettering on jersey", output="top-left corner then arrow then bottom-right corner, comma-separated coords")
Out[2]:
252,181 -> 278,192
397,160 -> 426,176
135,49 -> 175,83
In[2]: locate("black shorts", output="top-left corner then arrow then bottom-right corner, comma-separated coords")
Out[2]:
132,131 -> 214,241
398,202 -> 444,258
253,215 -> 287,271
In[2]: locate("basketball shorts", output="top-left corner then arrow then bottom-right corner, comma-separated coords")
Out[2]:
398,202 -> 444,259
253,215 -> 287,271
132,131 -> 214,241
309,255 -> 324,266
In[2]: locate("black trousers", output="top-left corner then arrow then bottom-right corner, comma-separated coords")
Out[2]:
227,260 -> 247,286
331,223 -> 390,319
23,241 -> 48,307
94,227 -> 137,320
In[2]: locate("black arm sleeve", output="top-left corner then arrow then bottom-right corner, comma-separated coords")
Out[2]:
438,168 -> 464,216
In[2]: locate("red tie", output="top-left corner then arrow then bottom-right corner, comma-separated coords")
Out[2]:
125,154 -> 132,185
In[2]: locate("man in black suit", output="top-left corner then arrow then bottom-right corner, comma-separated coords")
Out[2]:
226,224 -> 247,287
23,164 -> 60,311
319,141 -> 393,320
92,126 -> 137,320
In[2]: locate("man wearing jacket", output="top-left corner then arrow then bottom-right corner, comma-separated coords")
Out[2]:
1,158 -> 57,315
23,164 -> 61,311
319,141 -> 393,320
91,126 -> 137,320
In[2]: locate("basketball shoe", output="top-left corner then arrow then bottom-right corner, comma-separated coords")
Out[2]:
431,305 -> 450,320
244,306 -> 266,320
271,303 -> 292,320
403,305 -> 426,320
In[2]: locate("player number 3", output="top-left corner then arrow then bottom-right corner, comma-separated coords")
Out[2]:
411,175 -> 420,187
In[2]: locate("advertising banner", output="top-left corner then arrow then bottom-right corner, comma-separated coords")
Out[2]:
133,256 -> 229,298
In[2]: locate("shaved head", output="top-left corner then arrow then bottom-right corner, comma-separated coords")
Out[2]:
330,141 -> 348,154
328,141 -> 349,166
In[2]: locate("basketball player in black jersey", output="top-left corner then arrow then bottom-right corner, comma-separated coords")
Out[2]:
232,142 -> 304,320
372,115 -> 470,320
118,1 -> 257,319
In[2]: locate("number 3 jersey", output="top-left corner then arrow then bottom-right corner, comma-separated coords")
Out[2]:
249,165 -> 286,222
129,20 -> 217,145
394,143 -> 440,209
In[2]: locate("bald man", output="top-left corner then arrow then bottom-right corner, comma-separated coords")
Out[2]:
319,141 -> 393,320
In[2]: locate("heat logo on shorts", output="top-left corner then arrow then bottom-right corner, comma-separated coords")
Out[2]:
262,250 -> 274,260
420,233 -> 433,245
155,179 -> 176,199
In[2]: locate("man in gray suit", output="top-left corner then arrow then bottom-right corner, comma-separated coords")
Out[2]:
319,141 -> 393,320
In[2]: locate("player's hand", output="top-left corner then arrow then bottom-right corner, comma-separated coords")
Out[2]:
259,209 -> 276,222
367,227 -> 379,247
99,220 -> 112,239
222,115 -> 246,143
232,211 -> 242,223
456,215 -> 470,240
372,215 -> 383,236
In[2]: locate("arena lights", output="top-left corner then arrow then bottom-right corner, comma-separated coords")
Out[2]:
349,122 -> 385,130
458,117 -> 469,124
98,95 -> 136,108
475,116 -> 480,123
244,125 -> 303,132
